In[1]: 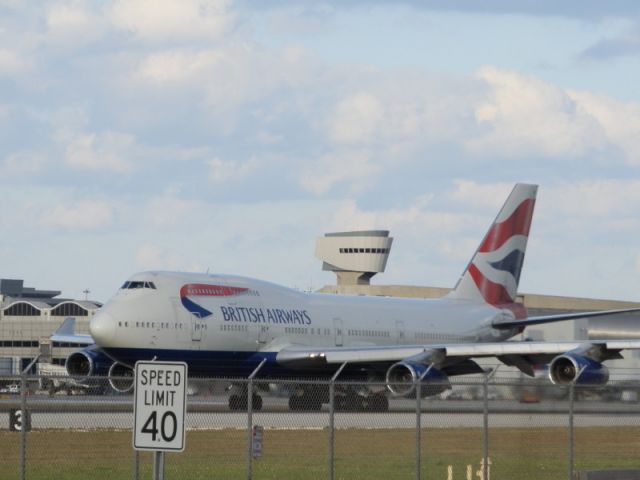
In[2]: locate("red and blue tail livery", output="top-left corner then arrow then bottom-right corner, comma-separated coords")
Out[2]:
448,184 -> 536,312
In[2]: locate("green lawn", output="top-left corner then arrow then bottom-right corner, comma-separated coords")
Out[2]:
1,427 -> 639,479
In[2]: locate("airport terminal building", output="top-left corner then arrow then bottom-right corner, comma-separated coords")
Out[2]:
0,278 -> 100,373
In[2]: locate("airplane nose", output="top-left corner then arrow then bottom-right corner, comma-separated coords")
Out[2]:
90,312 -> 116,345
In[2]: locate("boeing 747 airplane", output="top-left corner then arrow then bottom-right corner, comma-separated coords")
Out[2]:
55,184 -> 640,411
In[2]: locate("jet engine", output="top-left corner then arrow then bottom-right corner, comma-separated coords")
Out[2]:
385,361 -> 450,397
548,354 -> 609,385
108,362 -> 135,393
65,346 -> 113,379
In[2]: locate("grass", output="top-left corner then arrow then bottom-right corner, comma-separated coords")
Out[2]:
2,426 -> 640,479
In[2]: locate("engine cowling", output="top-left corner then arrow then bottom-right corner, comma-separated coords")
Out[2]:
65,345 -> 113,379
548,354 -> 609,385
108,362 -> 134,393
386,362 -> 450,398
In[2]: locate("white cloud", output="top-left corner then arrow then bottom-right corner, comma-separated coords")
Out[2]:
0,151 -> 46,178
135,49 -> 222,86
568,90 -> 640,164
0,49 -> 30,75
207,157 -> 258,183
127,42 -> 320,135
327,191 -> 481,237
467,66 -> 607,158
110,0 -> 235,43
447,180 -> 517,211
263,4 -> 336,36
61,130 -> 136,173
316,67 -> 640,175
45,2 -> 107,46
328,92 -> 384,144
147,196 -> 200,227
255,130 -> 284,145
41,200 -> 114,230
134,243 -> 204,271
326,200 -> 378,231
299,149 -> 380,195
543,180 -> 640,218
322,77 -> 480,156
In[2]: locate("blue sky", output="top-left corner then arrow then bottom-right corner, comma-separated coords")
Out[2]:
2,0 -> 640,302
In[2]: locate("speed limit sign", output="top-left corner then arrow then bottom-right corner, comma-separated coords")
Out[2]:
133,361 -> 187,452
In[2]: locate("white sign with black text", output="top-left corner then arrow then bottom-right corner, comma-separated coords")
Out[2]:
133,361 -> 187,452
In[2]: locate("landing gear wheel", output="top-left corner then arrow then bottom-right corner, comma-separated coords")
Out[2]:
288,395 -> 300,411
336,394 -> 360,411
229,394 -> 262,411
309,398 -> 322,411
288,395 -> 321,411
370,395 -> 389,412
229,394 -> 240,410
229,394 -> 247,411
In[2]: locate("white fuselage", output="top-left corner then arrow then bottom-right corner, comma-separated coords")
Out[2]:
89,271 -> 519,376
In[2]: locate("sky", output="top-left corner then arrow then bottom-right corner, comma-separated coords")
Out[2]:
2,0 -> 640,303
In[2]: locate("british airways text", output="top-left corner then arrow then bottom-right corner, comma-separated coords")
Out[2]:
220,306 -> 312,325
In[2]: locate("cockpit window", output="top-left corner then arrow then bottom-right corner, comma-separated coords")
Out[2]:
121,281 -> 156,290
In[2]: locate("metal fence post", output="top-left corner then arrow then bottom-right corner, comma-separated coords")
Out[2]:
20,372 -> 27,480
19,356 -> 38,480
483,374 -> 489,480
247,359 -> 267,480
247,377 -> 253,480
568,382 -> 575,480
416,365 -> 434,480
329,362 -> 347,480
415,374 -> 421,480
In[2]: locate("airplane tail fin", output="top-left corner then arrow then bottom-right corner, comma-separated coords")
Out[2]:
447,183 -> 537,306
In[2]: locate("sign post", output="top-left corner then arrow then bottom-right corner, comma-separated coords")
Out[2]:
133,361 -> 188,480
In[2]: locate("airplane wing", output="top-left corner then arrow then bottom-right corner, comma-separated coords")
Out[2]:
492,307 -> 640,329
276,339 -> 640,377
50,318 -> 94,346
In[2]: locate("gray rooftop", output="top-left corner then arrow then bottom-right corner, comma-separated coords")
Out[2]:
0,279 -> 61,299
324,230 -> 390,238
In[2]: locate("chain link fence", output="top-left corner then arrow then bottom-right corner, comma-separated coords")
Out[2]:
2,372 -> 640,479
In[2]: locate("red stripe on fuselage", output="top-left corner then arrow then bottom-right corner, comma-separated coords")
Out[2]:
479,198 -> 535,253
180,284 -> 249,298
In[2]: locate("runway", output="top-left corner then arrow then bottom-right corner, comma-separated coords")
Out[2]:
2,394 -> 640,430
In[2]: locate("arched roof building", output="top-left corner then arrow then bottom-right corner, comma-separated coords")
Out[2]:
0,278 -> 101,371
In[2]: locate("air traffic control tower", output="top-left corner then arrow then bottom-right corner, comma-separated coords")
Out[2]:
314,230 -> 393,285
